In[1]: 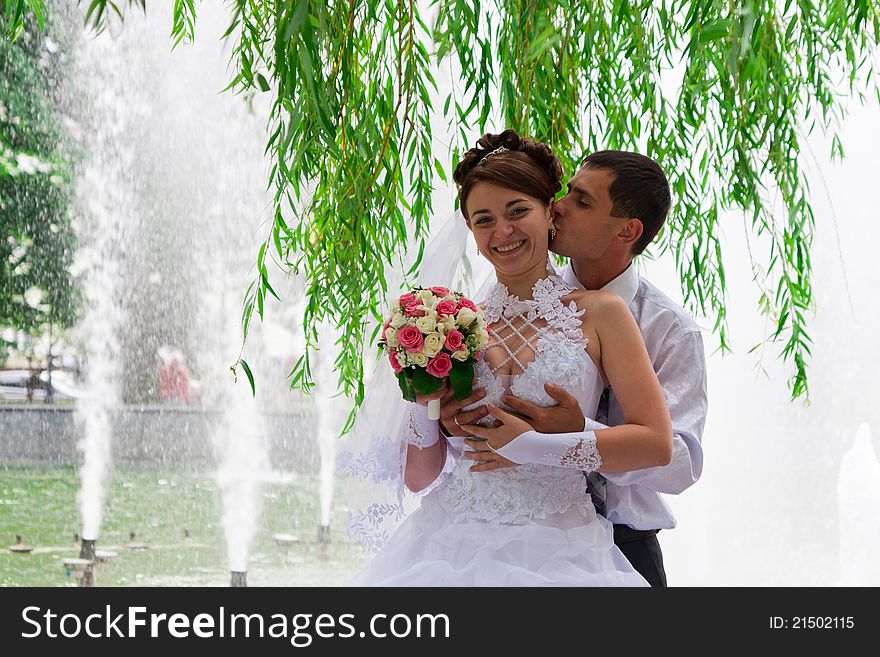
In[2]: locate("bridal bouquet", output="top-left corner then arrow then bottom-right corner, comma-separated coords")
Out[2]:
380,286 -> 490,420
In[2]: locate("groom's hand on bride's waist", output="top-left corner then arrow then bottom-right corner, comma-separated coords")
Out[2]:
502,383 -> 586,434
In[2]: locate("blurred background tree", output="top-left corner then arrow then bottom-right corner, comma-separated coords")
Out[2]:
1,3 -> 81,374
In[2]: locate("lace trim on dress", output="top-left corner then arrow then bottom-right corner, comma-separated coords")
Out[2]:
347,502 -> 405,553
338,434 -> 409,553
443,459 -> 595,525
338,432 -> 403,485
481,266 -> 587,347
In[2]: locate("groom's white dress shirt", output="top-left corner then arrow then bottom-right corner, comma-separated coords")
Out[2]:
497,263 -> 707,531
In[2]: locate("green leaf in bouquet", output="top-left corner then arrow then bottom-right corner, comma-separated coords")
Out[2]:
449,360 -> 475,401
410,367 -> 443,395
396,371 -> 417,402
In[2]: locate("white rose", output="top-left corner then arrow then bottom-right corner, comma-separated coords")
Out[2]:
389,312 -> 407,328
456,307 -> 478,328
423,332 -> 444,357
384,327 -> 399,348
409,351 -> 428,367
416,289 -> 435,304
437,315 -> 457,333
451,349 -> 469,362
416,315 -> 437,333
478,331 -> 490,348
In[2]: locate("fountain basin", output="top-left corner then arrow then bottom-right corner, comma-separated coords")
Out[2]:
62,557 -> 93,574
272,533 -> 301,548
8,535 -> 34,553
95,550 -> 117,564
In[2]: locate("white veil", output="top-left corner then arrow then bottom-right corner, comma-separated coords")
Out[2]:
337,212 -> 495,553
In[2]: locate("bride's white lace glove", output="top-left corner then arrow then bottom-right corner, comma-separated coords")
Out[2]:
402,402 -> 441,449
467,404 -> 604,472
494,426 -> 603,472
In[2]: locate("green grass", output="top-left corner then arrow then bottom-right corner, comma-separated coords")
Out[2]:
0,465 -> 366,587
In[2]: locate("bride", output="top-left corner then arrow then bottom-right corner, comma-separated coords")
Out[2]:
345,130 -> 672,586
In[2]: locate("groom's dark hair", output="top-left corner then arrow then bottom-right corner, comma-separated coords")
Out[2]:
581,150 -> 671,255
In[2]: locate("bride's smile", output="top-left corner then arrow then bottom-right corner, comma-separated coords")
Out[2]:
492,239 -> 526,254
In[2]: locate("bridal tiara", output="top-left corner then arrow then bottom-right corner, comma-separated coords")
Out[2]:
478,145 -> 510,165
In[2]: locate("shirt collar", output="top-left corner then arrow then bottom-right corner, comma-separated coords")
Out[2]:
560,262 -> 585,290
561,262 -> 639,305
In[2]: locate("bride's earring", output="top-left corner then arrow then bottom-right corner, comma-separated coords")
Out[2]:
549,222 -> 557,240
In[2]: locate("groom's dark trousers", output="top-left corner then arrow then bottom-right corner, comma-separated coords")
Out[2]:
593,388 -> 668,587
612,524 -> 667,588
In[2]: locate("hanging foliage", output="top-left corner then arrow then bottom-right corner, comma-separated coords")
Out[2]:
6,0 -> 880,409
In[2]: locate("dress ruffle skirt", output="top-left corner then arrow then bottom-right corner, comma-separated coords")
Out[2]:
349,483 -> 648,587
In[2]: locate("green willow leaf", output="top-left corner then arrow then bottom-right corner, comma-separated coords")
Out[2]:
238,358 -> 256,397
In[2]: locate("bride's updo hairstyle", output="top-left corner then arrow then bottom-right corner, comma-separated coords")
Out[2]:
452,129 -> 563,221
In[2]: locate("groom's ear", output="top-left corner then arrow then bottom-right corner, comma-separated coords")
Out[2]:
616,218 -> 644,249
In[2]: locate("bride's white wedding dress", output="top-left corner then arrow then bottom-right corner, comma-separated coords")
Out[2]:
348,271 -> 648,586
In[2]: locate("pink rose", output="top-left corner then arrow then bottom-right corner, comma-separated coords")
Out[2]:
429,286 -> 450,297
404,301 -> 426,317
474,350 -> 482,360
388,351 -> 403,373
397,325 -> 424,352
426,353 -> 453,378
399,292 -> 416,307
458,298 -> 477,312
444,329 -> 464,351
435,300 -> 457,316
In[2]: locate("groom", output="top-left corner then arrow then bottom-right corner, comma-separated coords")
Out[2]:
446,150 -> 707,587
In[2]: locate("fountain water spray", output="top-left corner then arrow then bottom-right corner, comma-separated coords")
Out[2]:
206,289 -> 270,585
145,5 -> 276,584
313,323 -> 348,554
71,3 -> 274,586
71,9 -> 143,560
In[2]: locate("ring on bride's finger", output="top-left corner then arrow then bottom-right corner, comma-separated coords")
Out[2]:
453,414 -> 462,427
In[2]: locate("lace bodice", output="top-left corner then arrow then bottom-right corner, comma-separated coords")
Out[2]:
440,269 -> 605,525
